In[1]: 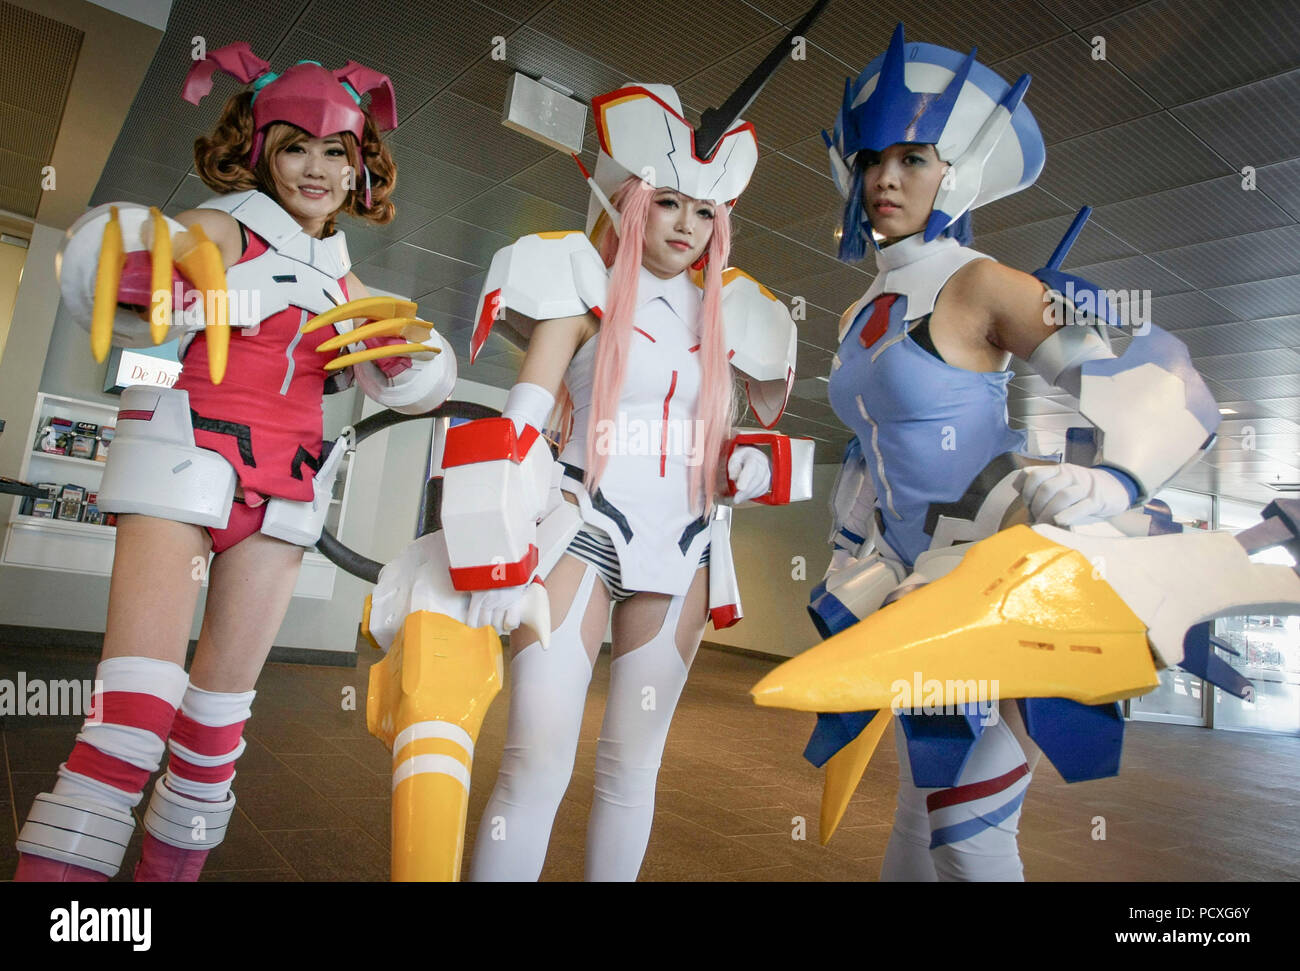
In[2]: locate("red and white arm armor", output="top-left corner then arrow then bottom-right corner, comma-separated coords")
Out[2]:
441,383 -> 558,591
724,431 -> 815,506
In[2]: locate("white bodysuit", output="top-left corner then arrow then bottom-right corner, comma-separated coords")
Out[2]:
558,266 -> 713,596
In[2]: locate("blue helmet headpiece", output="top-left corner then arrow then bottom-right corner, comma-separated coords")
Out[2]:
825,23 -> 1045,259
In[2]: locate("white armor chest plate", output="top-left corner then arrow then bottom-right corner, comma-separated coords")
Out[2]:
197,190 -> 352,327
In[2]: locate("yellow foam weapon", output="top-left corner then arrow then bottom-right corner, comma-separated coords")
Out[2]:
754,525 -> 1160,843
753,525 -> 1157,715
363,598 -> 502,882
90,208 -> 230,384
818,709 -> 889,844
300,296 -> 439,373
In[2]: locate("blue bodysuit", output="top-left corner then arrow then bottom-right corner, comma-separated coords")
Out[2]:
826,234 -> 1026,569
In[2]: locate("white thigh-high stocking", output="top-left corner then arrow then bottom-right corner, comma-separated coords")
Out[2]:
584,593 -> 692,882
468,564 -> 600,882
881,714 -> 1032,882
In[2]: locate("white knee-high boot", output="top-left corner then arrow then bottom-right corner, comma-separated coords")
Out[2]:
881,715 -> 1031,882
468,566 -> 598,882
584,594 -> 691,882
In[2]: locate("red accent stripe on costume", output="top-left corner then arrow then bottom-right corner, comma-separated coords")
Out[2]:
591,306 -> 604,319
926,762 -> 1030,813
94,691 -> 181,740
687,344 -> 700,353
448,545 -> 539,591
166,754 -> 236,785
859,293 -> 898,350
633,326 -> 656,342
471,288 -> 502,364
710,605 -> 740,629
442,418 -> 541,467
660,370 -> 678,477
169,711 -> 245,758
117,409 -> 155,422
65,743 -> 152,793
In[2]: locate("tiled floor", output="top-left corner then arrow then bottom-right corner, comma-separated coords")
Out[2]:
3,639 -> 1299,881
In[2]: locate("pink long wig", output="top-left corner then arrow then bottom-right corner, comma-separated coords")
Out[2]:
585,176 -> 735,513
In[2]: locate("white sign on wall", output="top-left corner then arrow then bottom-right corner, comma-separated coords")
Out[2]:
111,348 -> 181,390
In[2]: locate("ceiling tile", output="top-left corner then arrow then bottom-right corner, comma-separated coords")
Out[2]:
974,212 -> 1136,269
528,0 -> 776,83
507,151 -> 599,215
1256,157 -> 1300,221
1037,112 -> 1232,207
1193,348 -> 1300,381
402,215 -> 514,267
1095,0 -> 1300,106
1204,273 -> 1300,321
1176,318 -> 1300,356
1034,0 -> 1147,28
815,1 -> 1065,68
296,0 -> 518,93
1146,290 -> 1239,330
992,35 -> 1160,144
729,226 -> 841,292
735,153 -> 842,229
385,147 -> 495,217
1171,68 -> 1300,167
974,185 -> 1073,235
448,182 -> 584,236
1091,175 -> 1294,252
393,91 -> 553,183
1153,225 -> 1300,290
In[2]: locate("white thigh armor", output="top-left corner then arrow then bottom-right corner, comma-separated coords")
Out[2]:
260,428 -> 352,547
98,386 -> 237,528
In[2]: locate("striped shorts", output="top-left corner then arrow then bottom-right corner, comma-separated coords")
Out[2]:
565,524 -> 709,603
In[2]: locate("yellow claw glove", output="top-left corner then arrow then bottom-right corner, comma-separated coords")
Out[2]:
302,296 -> 442,372
172,223 -> 229,385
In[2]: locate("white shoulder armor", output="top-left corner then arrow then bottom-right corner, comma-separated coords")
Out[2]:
720,268 -> 796,428
471,231 -> 608,363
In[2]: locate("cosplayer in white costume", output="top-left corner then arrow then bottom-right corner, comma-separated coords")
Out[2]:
15,44 -> 454,882
439,79 -> 811,880
791,25 -> 1242,881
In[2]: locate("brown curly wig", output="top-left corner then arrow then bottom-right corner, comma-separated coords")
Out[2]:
193,90 -> 397,236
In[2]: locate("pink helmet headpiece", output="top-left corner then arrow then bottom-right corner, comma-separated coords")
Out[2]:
181,42 -> 398,206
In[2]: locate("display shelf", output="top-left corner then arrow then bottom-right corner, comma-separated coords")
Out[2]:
12,513 -> 117,537
29,451 -> 106,470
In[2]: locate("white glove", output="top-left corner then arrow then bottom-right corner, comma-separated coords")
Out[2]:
728,446 -> 772,503
1014,463 -> 1133,527
466,581 -> 552,649
823,547 -> 859,580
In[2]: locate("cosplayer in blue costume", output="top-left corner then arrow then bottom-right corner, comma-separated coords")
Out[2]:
781,25 -> 1279,881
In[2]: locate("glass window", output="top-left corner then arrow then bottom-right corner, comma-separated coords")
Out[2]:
1213,498 -> 1300,736
1128,489 -> 1213,724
